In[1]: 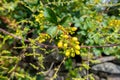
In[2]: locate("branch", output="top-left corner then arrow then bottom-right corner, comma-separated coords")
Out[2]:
42,62 -> 54,76
0,28 -> 120,49
0,28 -> 57,48
80,44 -> 120,48
0,28 -> 29,42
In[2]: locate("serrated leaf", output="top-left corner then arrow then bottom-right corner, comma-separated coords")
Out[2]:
47,26 -> 57,38
44,7 -> 57,24
58,15 -> 69,25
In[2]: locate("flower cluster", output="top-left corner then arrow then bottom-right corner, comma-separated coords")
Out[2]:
58,25 -> 77,35
57,25 -> 80,57
35,11 -> 44,22
35,10 -> 45,30
109,19 -> 120,27
37,33 -> 50,43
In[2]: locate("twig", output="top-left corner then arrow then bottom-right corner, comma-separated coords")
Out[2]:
0,28 -> 57,48
50,57 -> 66,80
0,28 -> 120,49
43,62 -> 54,76
8,49 -> 26,75
87,47 -> 91,80
80,44 -> 120,48
0,28 -> 29,42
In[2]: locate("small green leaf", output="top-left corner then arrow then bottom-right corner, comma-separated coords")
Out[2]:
44,7 -> 57,24
93,48 -> 101,56
47,26 -> 57,38
103,48 -> 111,55
58,15 -> 69,25
30,63 -> 39,70
15,72 -> 25,78
8,67 -> 16,74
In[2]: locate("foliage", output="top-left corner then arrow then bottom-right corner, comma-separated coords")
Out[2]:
0,0 -> 120,80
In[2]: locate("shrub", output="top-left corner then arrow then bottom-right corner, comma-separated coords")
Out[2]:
0,0 -> 120,79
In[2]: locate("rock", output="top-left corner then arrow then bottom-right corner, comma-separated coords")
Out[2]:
112,59 -> 120,65
91,62 -> 120,74
93,74 -> 100,80
107,75 -> 120,80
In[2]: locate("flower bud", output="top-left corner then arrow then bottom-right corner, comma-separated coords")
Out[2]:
75,45 -> 80,50
65,50 -> 70,57
71,27 -> 77,31
57,41 -> 63,48
75,50 -> 80,55
72,37 -> 78,41
64,43 -> 68,48
71,53 -> 75,57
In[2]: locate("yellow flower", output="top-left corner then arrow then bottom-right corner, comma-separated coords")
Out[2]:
39,13 -> 44,17
57,41 -> 63,48
75,41 -> 79,44
71,27 -> 77,31
71,53 -> 75,57
63,43 -> 68,48
39,39 -> 45,43
72,37 -> 78,41
70,48 -> 74,53
36,18 -> 39,22
75,45 -> 80,50
75,50 -> 80,55
65,50 -> 70,57
63,35 -> 69,39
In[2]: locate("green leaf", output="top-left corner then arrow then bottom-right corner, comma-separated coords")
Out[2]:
93,48 -> 101,56
58,15 -> 69,25
47,26 -> 57,38
30,63 -> 39,70
8,67 -> 16,74
44,7 -> 57,24
103,48 -> 111,55
15,72 -> 25,78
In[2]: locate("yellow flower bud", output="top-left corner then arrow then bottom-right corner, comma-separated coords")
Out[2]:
64,43 -> 68,48
39,13 -> 44,17
75,50 -> 80,55
65,50 -> 70,57
71,27 -> 77,31
76,41 -> 79,44
36,18 -> 39,22
63,35 -> 69,39
39,39 -> 45,43
75,45 -> 80,50
72,37 -> 78,41
57,41 -> 63,48
70,48 -> 74,52
71,53 -> 75,57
